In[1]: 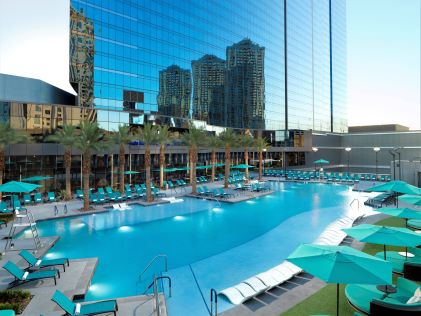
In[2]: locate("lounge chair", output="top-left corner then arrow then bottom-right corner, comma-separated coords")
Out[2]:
408,219 -> 421,230
76,189 -> 84,199
89,194 -> 99,204
152,187 -> 166,197
345,277 -> 421,315
113,192 -> 125,201
0,202 -> 12,214
125,190 -> 134,199
134,184 -> 143,195
125,184 -> 132,192
243,277 -> 269,295
52,290 -> 118,316
97,188 -> 106,195
12,199 -> 26,212
119,203 -> 132,210
218,188 -> 233,198
255,270 -> 290,289
19,249 -> 69,272
3,261 -> 59,287
97,193 -> 107,203
47,192 -> 56,202
34,192 -> 43,203
23,194 -> 32,205
202,186 -> 213,195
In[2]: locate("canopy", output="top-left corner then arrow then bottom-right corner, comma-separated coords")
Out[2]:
196,165 -> 212,170
376,207 -> 421,221
213,163 -> 225,167
314,159 -> 330,164
113,170 -> 140,175
366,180 -> 421,195
342,224 -> 421,259
22,176 -> 53,182
0,181 -> 41,193
231,164 -> 255,169
398,194 -> 421,206
287,244 -> 392,316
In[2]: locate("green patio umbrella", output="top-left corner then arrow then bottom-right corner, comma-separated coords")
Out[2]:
22,176 -> 53,182
113,170 -> 140,175
314,159 -> 330,164
0,181 -> 42,209
287,244 -> 392,316
376,207 -> 421,227
366,180 -> 421,195
231,164 -> 255,169
398,194 -> 421,206
342,224 -> 421,260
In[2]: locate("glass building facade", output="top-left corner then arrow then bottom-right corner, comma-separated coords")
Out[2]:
69,0 -> 347,133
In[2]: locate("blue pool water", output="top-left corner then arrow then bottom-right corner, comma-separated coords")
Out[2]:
22,182 -> 359,315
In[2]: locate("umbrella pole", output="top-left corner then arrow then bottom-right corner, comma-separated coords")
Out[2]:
383,244 -> 386,260
336,283 -> 339,316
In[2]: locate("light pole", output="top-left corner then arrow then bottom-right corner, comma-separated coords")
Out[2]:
345,147 -> 351,174
373,147 -> 380,180
312,147 -> 318,170
263,148 -> 267,175
393,147 -> 402,180
389,150 -> 396,180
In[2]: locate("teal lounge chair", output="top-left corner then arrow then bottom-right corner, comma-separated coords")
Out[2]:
97,188 -> 106,195
12,199 -> 26,212
125,190 -> 134,199
125,184 -> 132,192
152,187 -> 166,197
23,194 -> 32,204
0,310 -> 15,316
0,202 -> 12,214
3,261 -> 59,287
47,192 -> 56,202
34,192 -> 43,203
19,249 -> 69,272
89,194 -> 99,204
76,189 -> 84,199
197,187 -> 205,195
52,290 -> 118,316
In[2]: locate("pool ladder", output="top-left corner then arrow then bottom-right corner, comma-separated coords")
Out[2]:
210,288 -> 218,316
350,198 -> 360,211
4,211 -> 41,252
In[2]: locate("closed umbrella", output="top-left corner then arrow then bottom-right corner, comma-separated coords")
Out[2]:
343,224 -> 421,259
376,207 -> 421,227
314,159 -> 330,164
398,194 -> 421,206
287,244 -> 392,316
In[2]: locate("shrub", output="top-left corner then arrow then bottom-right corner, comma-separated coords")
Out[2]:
0,290 -> 31,313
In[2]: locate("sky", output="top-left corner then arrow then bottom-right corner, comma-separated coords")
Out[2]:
347,0 -> 421,130
0,0 -> 420,130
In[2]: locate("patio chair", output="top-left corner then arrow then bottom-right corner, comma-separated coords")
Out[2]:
23,194 -> 32,205
34,192 -> 43,203
197,187 -> 206,195
47,192 -> 57,202
3,261 -> 59,287
89,194 -> 99,204
152,187 -> 166,197
19,249 -> 69,272
0,202 -> 12,214
52,290 -> 118,316
125,184 -> 132,192
76,189 -> 84,199
97,193 -> 107,203
97,188 -> 106,195
125,190 -> 134,199
12,199 -> 27,212
134,184 -> 143,194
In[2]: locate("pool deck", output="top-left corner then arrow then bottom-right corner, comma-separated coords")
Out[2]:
219,212 -> 389,316
187,189 -> 274,203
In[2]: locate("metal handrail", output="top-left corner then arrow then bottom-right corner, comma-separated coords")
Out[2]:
144,276 -> 172,297
139,254 -> 168,283
350,198 -> 360,211
210,288 -> 218,316
153,274 -> 161,316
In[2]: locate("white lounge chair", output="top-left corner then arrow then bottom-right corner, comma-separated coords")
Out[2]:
219,287 -> 246,305
234,282 -> 256,298
281,261 -> 303,275
120,203 -> 132,210
256,270 -> 290,289
243,277 -> 269,294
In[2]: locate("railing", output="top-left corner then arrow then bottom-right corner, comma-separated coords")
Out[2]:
350,198 -> 360,211
144,276 -> 172,297
210,288 -> 218,316
139,254 -> 168,284
153,274 -> 161,316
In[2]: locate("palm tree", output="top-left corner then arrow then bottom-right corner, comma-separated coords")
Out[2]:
0,122 -> 30,199
219,128 -> 238,188
74,121 -> 107,211
240,133 -> 254,180
135,123 -> 159,202
254,137 -> 270,181
206,134 -> 222,182
181,124 -> 207,194
46,125 -> 77,199
157,125 -> 173,189
106,125 -> 136,194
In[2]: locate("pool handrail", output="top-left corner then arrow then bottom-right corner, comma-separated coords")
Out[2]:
138,254 -> 168,284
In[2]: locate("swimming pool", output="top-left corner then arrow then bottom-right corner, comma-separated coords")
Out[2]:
22,182 -> 363,315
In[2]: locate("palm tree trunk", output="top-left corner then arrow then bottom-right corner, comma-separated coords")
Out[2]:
191,146 -> 197,194
259,150 -> 263,181
64,147 -> 72,199
244,146 -> 249,179
82,151 -> 91,211
0,150 -> 4,200
211,149 -> 216,182
224,145 -> 230,188
145,144 -> 153,202
119,144 -> 125,194
159,144 -> 165,189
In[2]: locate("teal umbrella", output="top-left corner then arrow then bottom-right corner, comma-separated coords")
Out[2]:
343,224 -> 421,260
287,244 -> 392,316
22,176 -> 53,182
398,194 -> 421,206
0,181 -> 41,193
196,165 -> 212,170
231,164 -> 255,169
0,181 -> 42,209
376,207 -> 421,227
366,180 -> 421,195
113,170 -> 140,175
314,159 -> 330,164
213,163 -> 225,167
